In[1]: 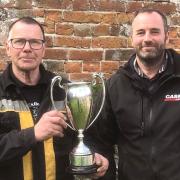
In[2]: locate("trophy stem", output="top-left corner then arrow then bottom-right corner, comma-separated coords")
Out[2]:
69,129 -> 97,175
78,129 -> 84,140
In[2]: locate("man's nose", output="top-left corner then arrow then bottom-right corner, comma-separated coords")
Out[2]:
144,32 -> 152,41
23,41 -> 32,50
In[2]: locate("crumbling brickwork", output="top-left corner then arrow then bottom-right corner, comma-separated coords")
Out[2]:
0,0 -> 179,80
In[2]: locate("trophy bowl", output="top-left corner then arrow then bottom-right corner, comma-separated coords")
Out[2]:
50,73 -> 105,175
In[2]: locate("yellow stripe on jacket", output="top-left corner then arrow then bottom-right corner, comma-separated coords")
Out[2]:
19,111 -> 34,180
44,138 -> 56,180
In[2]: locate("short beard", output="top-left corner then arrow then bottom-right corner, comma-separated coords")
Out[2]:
136,44 -> 165,67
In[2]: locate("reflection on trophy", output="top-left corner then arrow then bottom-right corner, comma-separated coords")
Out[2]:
50,73 -> 105,175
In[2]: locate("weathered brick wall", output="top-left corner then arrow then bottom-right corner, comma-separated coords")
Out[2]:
0,0 -> 179,81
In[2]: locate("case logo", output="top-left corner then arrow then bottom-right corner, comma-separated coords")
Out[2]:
164,94 -> 180,101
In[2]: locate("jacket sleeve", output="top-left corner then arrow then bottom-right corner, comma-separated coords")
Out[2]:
0,125 -> 37,165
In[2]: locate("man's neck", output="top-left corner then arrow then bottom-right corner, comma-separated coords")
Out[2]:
12,67 -> 40,86
136,55 -> 165,79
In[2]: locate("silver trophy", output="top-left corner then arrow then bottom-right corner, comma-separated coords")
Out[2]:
50,73 -> 105,175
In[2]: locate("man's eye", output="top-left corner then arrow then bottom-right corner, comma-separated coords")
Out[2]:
30,40 -> 41,45
14,39 -> 25,44
151,31 -> 159,34
136,32 -> 144,35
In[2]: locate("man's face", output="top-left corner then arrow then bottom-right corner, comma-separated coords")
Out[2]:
6,21 -> 45,73
131,12 -> 169,66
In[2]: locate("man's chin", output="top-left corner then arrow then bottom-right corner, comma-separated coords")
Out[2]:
19,66 -> 37,72
139,51 -> 158,59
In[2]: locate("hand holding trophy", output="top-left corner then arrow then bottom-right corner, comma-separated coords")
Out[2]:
50,73 -> 105,175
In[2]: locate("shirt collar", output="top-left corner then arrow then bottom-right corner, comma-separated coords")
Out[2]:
133,52 -> 168,78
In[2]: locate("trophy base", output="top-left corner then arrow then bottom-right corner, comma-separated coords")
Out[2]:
68,164 -> 97,175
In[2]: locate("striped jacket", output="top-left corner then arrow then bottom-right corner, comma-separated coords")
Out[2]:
0,64 -> 76,180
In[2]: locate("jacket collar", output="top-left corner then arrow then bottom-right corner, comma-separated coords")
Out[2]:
121,49 -> 180,80
1,63 -> 52,91
118,49 -> 180,94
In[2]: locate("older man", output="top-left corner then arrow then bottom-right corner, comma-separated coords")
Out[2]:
0,17 -> 108,180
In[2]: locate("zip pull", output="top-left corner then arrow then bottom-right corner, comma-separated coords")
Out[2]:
141,121 -> 144,136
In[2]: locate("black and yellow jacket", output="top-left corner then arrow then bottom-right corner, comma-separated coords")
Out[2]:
0,64 -> 76,180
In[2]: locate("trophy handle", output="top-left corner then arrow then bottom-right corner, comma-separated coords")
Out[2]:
86,72 -> 106,129
50,76 -> 76,131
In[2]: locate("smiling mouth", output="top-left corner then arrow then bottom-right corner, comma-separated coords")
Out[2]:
142,46 -> 155,51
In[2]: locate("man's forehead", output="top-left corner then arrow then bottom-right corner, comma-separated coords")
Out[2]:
8,22 -> 43,38
132,12 -> 164,30
10,21 -> 40,31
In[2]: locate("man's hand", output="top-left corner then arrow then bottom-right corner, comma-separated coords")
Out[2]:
34,110 -> 67,141
93,153 -> 109,179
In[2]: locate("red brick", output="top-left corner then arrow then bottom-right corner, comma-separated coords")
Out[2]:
15,0 -> 32,9
0,2 -> 15,8
143,2 -> 176,14
126,2 -> 142,13
69,73 -> 92,81
0,61 -> 7,71
101,61 -> 120,73
92,37 -> 127,48
0,47 -> 8,61
109,24 -> 120,36
74,24 -> 91,37
69,50 -> 103,61
45,10 -> 62,22
44,48 -> 67,60
0,47 -> 8,71
98,1 -> 125,12
63,11 -> 102,23
117,12 -> 134,24
105,49 -> 134,61
92,24 -> 110,36
127,38 -> 133,48
168,38 -> 180,49
43,60 -> 65,74
169,27 -> 179,38
171,16 -> 180,26
83,61 -> 100,72
55,23 -> 74,35
54,36 -> 91,48
73,0 -> 90,11
44,21 -> 55,34
35,0 -> 72,9
33,8 -> 45,17
45,35 -> 53,47
64,62 -> 82,73
101,13 -> 117,24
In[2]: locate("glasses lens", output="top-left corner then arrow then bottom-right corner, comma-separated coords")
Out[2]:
11,38 -> 44,50
11,39 -> 26,49
29,39 -> 43,50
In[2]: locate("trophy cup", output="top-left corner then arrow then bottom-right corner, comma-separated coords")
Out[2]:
50,73 -> 105,175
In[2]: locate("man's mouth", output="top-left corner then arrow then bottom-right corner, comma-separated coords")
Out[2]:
141,46 -> 155,51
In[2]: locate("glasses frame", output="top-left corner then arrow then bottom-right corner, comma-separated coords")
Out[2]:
9,38 -> 45,50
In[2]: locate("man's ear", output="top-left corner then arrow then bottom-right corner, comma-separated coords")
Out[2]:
5,40 -> 11,57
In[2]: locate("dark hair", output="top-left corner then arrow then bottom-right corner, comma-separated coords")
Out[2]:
8,16 -> 45,40
133,8 -> 168,32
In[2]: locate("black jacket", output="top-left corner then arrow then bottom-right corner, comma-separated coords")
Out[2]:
88,49 -> 180,180
0,64 -> 76,180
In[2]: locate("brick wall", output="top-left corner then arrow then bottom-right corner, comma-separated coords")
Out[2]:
0,0 -> 179,81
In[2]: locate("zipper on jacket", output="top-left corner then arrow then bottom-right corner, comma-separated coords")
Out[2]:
141,95 -> 145,136
141,121 -> 145,136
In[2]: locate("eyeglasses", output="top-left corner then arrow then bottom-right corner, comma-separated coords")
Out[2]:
9,38 -> 45,50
